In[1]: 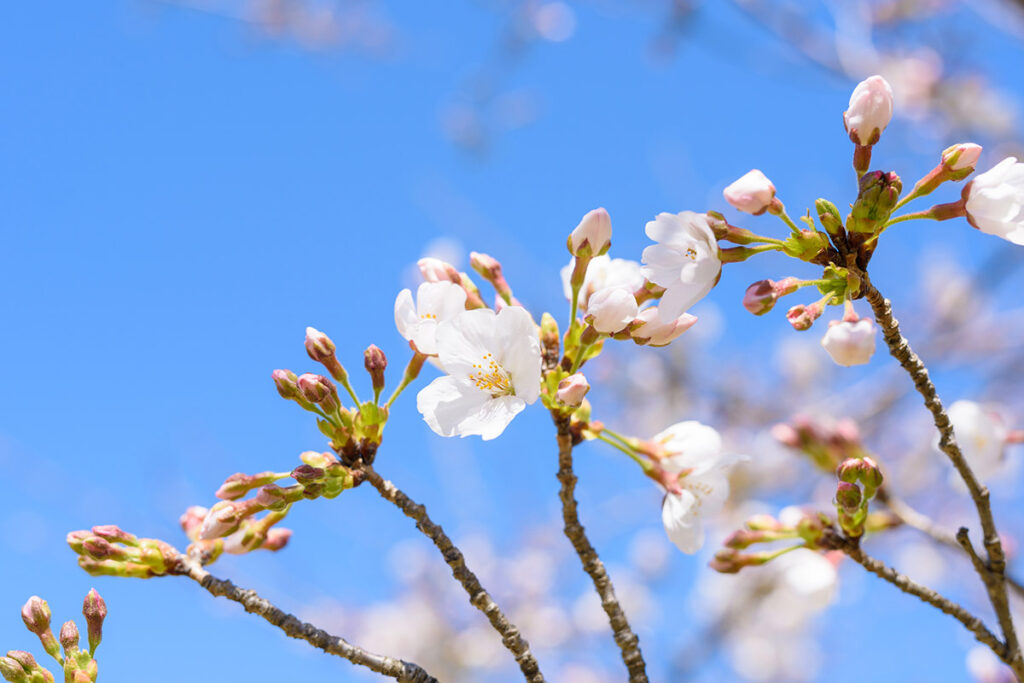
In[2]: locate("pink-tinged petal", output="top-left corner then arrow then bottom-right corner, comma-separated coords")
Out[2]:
494,306 -> 542,404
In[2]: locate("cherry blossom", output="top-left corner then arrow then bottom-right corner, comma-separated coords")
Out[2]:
568,207 -> 612,257
416,306 -> 541,440
560,255 -> 644,313
585,287 -> 638,334
820,318 -> 877,366
844,75 -> 894,146
964,157 -> 1024,245
640,212 -> 721,322
948,400 -> 1010,483
723,169 -> 776,215
394,282 -> 468,355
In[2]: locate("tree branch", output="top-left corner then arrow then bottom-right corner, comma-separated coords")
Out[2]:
553,415 -> 649,682
357,462 -> 546,683
174,556 -> 438,683
861,276 -> 1024,676
823,531 -> 1007,657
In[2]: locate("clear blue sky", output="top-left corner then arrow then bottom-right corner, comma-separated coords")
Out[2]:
2,2 -> 1023,681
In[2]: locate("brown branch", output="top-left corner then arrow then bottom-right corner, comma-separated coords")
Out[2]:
861,276 -> 1024,676
878,487 -> 1024,600
824,531 -> 1007,657
174,556 -> 438,683
358,462 -> 546,683
554,415 -> 649,682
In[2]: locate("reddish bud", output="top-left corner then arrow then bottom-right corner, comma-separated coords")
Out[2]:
82,589 -> 107,653
272,369 -> 301,399
20,597 -> 51,636
363,345 -> 387,395
304,327 -> 336,363
58,621 -> 79,653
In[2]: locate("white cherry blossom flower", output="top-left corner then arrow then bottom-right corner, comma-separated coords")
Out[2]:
560,255 -> 644,313
394,282 -> 468,355
654,421 -> 738,554
416,306 -> 541,440
948,400 -> 1009,483
820,318 -> 876,366
585,287 -> 638,334
844,75 -> 894,146
964,157 -> 1024,245
641,211 -> 721,321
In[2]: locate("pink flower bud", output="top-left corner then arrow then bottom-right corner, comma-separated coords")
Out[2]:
568,208 -> 612,257
742,280 -> 777,315
199,502 -> 242,540
584,286 -> 638,334
272,369 -> 301,399
417,257 -> 460,283
363,345 -> 387,394
297,373 -> 336,405
844,75 -> 894,146
723,169 -> 776,215
557,373 -> 590,406
82,589 -> 106,653
262,528 -> 293,551
21,597 -> 51,635
304,327 -> 336,363
942,142 -> 982,171
786,302 -> 824,331
58,621 -> 79,652
835,481 -> 862,511
629,307 -> 697,346
179,506 -> 208,540
821,318 -> 877,366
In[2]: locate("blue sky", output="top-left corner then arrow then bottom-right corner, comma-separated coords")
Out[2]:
2,2 -> 1024,681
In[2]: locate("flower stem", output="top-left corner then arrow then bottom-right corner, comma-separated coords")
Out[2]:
385,353 -> 427,408
568,341 -> 593,374
883,210 -> 937,228
596,433 -> 652,471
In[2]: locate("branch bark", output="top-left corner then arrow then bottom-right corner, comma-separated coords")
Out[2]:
358,462 -> 546,683
175,556 -> 438,683
862,276 -> 1024,677
553,415 -> 649,682
823,532 -> 1006,657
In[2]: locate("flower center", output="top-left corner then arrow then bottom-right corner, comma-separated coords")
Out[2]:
684,246 -> 698,261
420,312 -> 438,320
469,353 -> 515,397
681,479 -> 714,509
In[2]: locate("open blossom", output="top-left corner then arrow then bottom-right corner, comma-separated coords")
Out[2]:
585,287 -> 638,334
641,211 -> 721,321
560,255 -> 644,312
820,318 -> 876,366
654,421 -> 738,554
964,157 -> 1024,245
723,169 -> 776,215
948,400 -> 1010,483
843,75 -> 894,146
629,306 -> 697,346
394,281 -> 468,355
417,306 -> 541,440
568,207 -> 612,257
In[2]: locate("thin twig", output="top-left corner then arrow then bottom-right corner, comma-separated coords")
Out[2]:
357,462 -> 546,683
174,556 -> 438,683
861,275 -> 1024,676
878,487 -> 1024,600
553,415 -> 649,682
823,531 -> 1007,657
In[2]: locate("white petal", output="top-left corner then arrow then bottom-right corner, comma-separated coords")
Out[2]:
394,289 -> 418,343
436,309 -> 499,380
416,376 -> 491,437
657,421 -> 723,473
494,306 -> 542,404
662,491 -> 704,554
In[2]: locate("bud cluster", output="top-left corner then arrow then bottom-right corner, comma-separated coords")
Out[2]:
834,456 -> 884,538
710,509 -> 829,574
67,526 -> 180,579
3,591 -> 108,683
771,415 -> 866,472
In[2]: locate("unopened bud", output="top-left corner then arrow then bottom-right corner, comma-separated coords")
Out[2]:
272,369 -> 301,400
179,506 -> 208,540
584,287 -> 638,334
82,589 -> 106,653
363,345 -> 387,396
848,170 -> 902,234
815,198 -> 843,236
742,280 -> 777,315
540,312 -> 560,360
418,257 -> 461,283
291,464 -> 325,485
91,525 -> 138,545
297,373 -> 336,405
942,142 -> 982,173
304,327 -> 336,363
557,373 -> 590,407
835,481 -> 862,511
629,307 -> 697,346
568,208 -> 612,258
786,302 -> 824,331
0,656 -> 27,683
844,75 -> 893,147
58,621 -> 79,653
837,458 -> 862,483
261,528 -> 292,551
20,597 -> 51,636
723,169 -> 777,215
